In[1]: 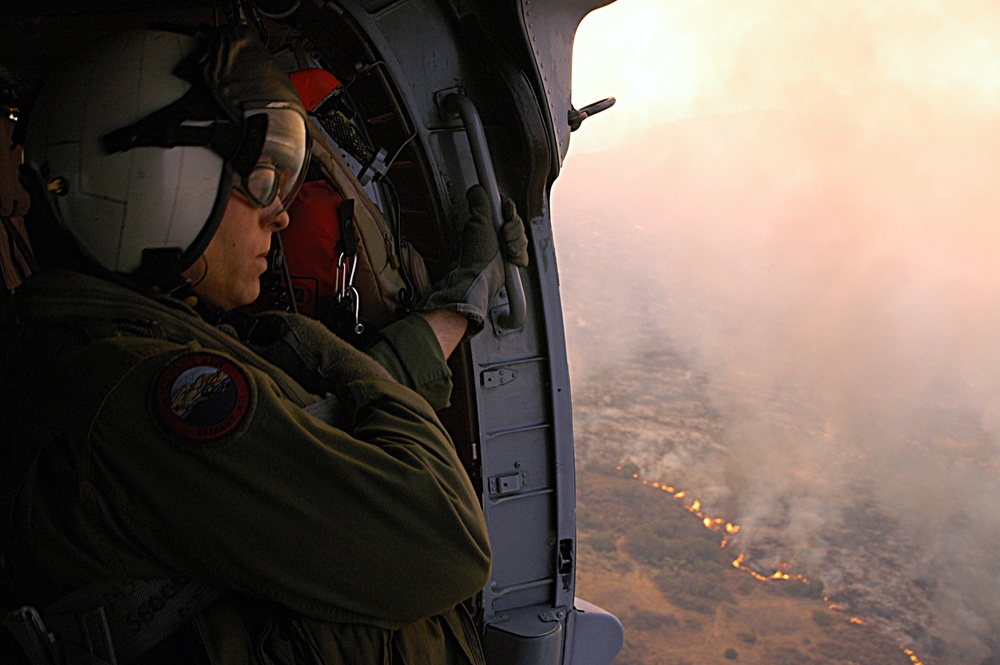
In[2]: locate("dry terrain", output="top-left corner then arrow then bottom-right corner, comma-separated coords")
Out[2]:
576,466 -> 921,665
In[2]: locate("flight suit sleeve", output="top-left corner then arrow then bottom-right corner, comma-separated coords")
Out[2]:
80,336 -> 490,627
242,311 -> 454,411
365,313 -> 455,411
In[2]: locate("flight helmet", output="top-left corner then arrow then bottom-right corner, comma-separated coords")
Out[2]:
22,26 -> 310,288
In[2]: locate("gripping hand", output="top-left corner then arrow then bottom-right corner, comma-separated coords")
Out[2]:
417,185 -> 528,336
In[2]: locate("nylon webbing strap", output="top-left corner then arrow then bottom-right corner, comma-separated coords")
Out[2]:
303,394 -> 340,425
31,578 -> 218,664
1,214 -> 37,286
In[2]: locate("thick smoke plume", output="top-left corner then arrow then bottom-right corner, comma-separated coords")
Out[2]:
554,1 -> 1000,661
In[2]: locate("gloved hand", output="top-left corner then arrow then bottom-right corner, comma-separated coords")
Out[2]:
416,185 -> 529,335
243,311 -> 392,395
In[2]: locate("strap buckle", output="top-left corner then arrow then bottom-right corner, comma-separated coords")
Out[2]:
3,603 -> 120,665
2,605 -> 59,665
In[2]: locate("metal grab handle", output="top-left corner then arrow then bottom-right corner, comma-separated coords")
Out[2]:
443,93 -> 527,331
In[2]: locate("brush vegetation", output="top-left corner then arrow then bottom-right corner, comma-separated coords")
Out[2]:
575,463 -> 916,665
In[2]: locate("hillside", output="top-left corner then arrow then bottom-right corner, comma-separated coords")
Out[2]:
575,464 -> 918,665
554,108 -> 1000,663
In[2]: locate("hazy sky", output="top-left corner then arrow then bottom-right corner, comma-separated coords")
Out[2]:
568,0 -> 1000,152
553,1 -> 1000,660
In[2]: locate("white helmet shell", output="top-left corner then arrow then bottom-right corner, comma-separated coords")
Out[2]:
25,30 -> 227,275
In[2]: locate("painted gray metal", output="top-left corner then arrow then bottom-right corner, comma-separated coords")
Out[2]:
518,0 -> 620,169
335,2 -> 623,662
441,92 -> 528,330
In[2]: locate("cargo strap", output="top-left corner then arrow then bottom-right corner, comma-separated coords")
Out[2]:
2,578 -> 219,665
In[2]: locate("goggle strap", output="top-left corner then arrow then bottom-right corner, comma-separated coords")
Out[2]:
102,87 -> 219,153
100,87 -> 267,179
228,114 -> 269,178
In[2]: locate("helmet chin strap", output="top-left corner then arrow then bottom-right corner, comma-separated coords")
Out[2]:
184,255 -> 210,290
132,247 -> 191,293
169,258 -> 229,324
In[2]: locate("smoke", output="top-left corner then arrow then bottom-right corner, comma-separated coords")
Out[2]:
555,0 -> 1000,660
570,0 -> 1000,148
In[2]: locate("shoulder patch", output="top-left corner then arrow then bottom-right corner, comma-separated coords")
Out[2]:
153,352 -> 253,442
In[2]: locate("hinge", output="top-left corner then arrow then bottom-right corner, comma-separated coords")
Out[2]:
488,470 -> 528,496
481,367 -> 518,388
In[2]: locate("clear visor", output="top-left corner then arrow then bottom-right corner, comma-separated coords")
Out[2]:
235,108 -> 309,212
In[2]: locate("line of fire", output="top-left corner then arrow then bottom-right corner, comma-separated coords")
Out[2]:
615,466 -> 928,665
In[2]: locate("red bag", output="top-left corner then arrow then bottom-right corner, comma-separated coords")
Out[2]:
280,179 -> 348,320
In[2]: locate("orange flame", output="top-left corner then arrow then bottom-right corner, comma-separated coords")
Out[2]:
616,467 -> 926,665
615,466 -> 926,665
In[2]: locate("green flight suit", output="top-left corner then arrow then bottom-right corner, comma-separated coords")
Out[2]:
0,269 -> 490,664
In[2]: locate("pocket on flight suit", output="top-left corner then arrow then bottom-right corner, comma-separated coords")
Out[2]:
193,602 -> 391,665
391,604 -> 486,665
255,613 -> 393,665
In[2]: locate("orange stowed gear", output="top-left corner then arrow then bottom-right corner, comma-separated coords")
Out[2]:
289,68 -> 382,178
279,180 -> 344,320
289,68 -> 343,112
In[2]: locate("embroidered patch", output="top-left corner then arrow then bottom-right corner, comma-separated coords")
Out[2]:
155,353 -> 252,441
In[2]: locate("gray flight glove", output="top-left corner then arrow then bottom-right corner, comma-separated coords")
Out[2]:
416,185 -> 529,336
244,310 -> 393,396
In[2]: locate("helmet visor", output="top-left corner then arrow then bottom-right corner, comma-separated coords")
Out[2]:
235,108 -> 309,211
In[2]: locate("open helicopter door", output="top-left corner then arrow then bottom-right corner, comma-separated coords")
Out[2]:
448,90 -> 620,665
466,3 -> 623,662
335,1 -> 623,663
325,1 -> 621,661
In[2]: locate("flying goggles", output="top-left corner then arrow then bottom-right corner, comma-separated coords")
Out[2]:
231,108 -> 310,212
